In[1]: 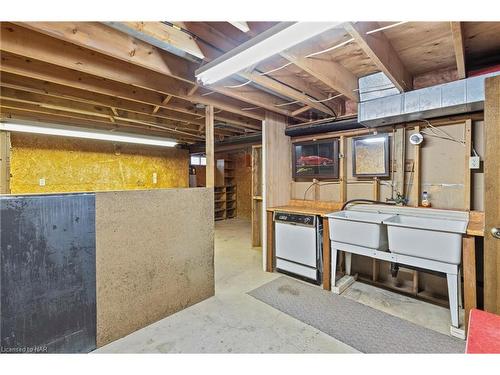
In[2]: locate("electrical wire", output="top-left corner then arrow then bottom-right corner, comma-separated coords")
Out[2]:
420,119 -> 465,145
307,93 -> 343,103
304,38 -> 355,58
365,21 -> 408,35
274,100 -> 301,107
223,80 -> 253,88
303,181 -> 339,200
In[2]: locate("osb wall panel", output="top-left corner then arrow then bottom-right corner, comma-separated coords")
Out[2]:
9,133 -> 188,194
231,149 -> 252,219
95,188 -> 214,347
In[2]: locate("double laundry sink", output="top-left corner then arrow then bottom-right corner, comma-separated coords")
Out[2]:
326,205 -> 469,332
328,207 -> 468,265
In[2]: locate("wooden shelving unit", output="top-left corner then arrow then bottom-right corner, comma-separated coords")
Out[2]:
214,157 -> 237,221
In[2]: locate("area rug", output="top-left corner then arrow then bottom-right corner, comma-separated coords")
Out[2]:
248,276 -> 465,353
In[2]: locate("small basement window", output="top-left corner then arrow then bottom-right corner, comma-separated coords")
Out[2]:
190,154 -> 207,166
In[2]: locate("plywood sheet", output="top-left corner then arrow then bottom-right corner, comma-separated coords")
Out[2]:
9,133 -> 188,194
0,193 -> 96,353
95,188 -> 214,346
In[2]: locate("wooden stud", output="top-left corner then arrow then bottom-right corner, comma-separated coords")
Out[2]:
205,105 -> 215,188
450,22 -> 467,79
484,76 -> 500,314
339,136 -> 347,203
464,119 -> 472,210
462,235 -> 477,331
266,210 -> 274,272
412,125 -> 421,207
0,131 -> 11,194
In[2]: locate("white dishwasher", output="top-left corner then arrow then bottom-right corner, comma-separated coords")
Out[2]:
274,212 -> 322,284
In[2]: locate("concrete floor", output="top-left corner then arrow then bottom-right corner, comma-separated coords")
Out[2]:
96,218 -> 457,353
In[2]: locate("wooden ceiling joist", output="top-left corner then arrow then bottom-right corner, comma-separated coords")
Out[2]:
280,51 -> 360,102
0,53 -> 262,134
344,22 -> 413,92
450,22 -> 467,79
1,23 -> 263,121
105,22 -> 205,61
12,22 -> 290,119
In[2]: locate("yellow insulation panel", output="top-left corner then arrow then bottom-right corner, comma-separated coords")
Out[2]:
9,133 -> 189,194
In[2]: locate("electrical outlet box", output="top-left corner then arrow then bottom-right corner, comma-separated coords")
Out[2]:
39,178 -> 46,186
469,156 -> 480,169
152,172 -> 158,184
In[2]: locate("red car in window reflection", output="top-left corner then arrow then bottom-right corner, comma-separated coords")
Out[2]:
297,155 -> 333,166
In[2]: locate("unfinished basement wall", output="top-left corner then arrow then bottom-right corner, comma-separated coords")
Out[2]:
290,119 -> 484,300
9,133 -> 189,194
291,120 -> 484,211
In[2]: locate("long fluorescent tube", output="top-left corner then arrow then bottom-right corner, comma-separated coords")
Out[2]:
196,22 -> 341,85
0,122 -> 178,147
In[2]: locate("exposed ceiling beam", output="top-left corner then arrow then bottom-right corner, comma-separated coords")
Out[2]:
344,21 -> 412,92
0,25 -> 264,122
450,22 -> 467,79
0,96 -> 206,140
105,22 -> 205,61
291,106 -> 311,117
13,22 -> 286,118
0,58 -> 261,132
280,51 -> 359,102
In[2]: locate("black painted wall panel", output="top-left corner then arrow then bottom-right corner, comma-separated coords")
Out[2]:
0,194 -> 96,353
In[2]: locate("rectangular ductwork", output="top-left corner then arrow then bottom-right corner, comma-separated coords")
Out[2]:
358,71 -> 500,127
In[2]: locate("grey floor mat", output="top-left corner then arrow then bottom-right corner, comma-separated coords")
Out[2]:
248,276 -> 465,353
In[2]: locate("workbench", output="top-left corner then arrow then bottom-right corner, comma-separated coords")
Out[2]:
266,201 -> 485,332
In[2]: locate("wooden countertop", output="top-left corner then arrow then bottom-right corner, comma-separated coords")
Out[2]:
267,200 -> 343,218
467,211 -> 485,237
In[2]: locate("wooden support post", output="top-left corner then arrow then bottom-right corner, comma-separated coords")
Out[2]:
205,105 -> 215,188
395,127 -> 406,197
462,235 -> 477,331
339,136 -> 347,203
323,218 -> 331,290
0,131 -> 11,194
266,210 -> 274,272
372,176 -> 379,281
484,76 -> 500,314
412,125 -> 421,207
464,119 -> 472,210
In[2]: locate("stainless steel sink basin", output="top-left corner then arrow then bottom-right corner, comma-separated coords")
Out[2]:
384,215 -> 468,265
327,211 -> 396,250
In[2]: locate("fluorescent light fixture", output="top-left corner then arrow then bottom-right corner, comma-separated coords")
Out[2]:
196,22 -> 341,85
0,122 -> 178,147
229,22 -> 250,33
361,136 -> 386,143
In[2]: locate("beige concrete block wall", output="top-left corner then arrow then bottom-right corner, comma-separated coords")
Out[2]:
95,188 -> 214,347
